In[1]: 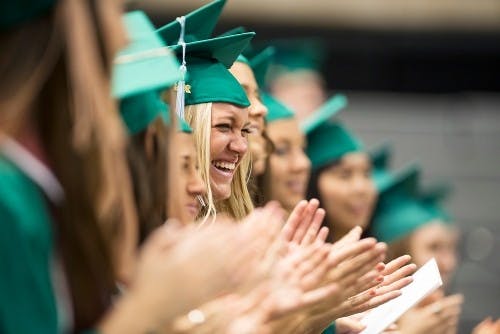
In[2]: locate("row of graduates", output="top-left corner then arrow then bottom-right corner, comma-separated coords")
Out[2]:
1,0 -> 497,333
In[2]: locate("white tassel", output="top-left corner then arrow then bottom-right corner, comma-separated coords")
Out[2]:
175,16 -> 187,120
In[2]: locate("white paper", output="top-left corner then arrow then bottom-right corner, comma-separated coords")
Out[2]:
359,257 -> 443,334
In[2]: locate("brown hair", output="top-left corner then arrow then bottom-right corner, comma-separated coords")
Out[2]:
385,235 -> 412,263
126,117 -> 169,243
1,0 -> 136,330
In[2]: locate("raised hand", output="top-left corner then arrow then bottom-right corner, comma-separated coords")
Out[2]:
397,293 -> 464,334
280,199 -> 327,247
340,255 -> 417,315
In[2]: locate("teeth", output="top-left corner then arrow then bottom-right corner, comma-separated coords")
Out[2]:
213,161 -> 236,170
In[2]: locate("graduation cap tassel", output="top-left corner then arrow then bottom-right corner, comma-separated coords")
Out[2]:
175,15 -> 187,120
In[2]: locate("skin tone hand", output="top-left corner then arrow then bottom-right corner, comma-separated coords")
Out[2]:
397,293 -> 464,334
337,255 -> 416,316
99,202 -> 285,334
336,316 -> 400,334
472,317 -> 500,334
280,199 -> 328,247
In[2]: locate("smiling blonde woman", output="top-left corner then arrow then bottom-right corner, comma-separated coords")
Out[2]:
157,17 -> 257,220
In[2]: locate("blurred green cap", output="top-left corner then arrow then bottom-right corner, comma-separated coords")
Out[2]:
264,93 -> 295,123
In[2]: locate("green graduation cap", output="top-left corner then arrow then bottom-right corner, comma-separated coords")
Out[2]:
264,93 -> 295,123
369,142 -> 393,192
419,182 -> 453,222
306,119 -> 364,171
120,93 -> 192,135
120,92 -> 166,135
266,38 -> 327,81
169,32 -> 254,107
300,94 -> 348,134
113,11 -> 181,134
0,0 -> 56,30
112,11 -> 180,99
156,0 -> 226,45
249,46 -> 276,89
371,164 -> 452,243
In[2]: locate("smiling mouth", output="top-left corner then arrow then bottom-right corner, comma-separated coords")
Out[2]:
212,161 -> 236,173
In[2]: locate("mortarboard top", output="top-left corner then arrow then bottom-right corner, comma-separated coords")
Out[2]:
156,0 -> 226,45
113,11 -> 181,134
264,93 -> 295,123
169,32 -> 255,107
300,94 -> 348,135
249,46 -> 276,89
112,11 -> 180,99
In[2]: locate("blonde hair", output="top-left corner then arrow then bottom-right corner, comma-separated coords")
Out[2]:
185,102 -> 254,221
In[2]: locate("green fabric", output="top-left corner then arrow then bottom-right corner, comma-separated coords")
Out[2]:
371,164 -> 452,243
160,106 -> 193,133
322,322 -> 336,334
269,38 -> 326,73
236,54 -> 250,65
0,0 -> 56,30
0,155 -> 58,333
112,11 -> 180,99
301,94 -> 348,134
156,0 -> 226,45
119,91 -> 166,135
419,183 -> 453,222
264,93 -> 294,122
169,33 -> 255,107
369,142 -> 393,191
306,120 -> 364,171
249,46 -> 275,88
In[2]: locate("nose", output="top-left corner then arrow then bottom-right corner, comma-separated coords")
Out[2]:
188,169 -> 207,197
438,250 -> 457,277
291,149 -> 311,173
250,98 -> 268,118
229,133 -> 248,156
352,174 -> 373,194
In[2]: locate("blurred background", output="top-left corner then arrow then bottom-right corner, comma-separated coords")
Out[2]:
132,1 -> 500,332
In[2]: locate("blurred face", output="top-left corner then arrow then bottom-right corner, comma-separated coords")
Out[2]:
409,222 -> 459,286
229,62 -> 268,132
210,103 -> 250,200
230,62 -> 269,176
268,118 -> 311,212
318,152 -> 377,237
171,132 -> 206,224
271,71 -> 326,122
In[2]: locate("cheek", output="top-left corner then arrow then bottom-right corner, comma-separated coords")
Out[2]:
318,176 -> 345,203
270,157 -> 288,183
210,132 -> 227,157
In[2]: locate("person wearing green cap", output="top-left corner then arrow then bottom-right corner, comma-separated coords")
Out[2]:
371,165 -> 463,334
114,10 -> 181,243
268,39 -> 328,122
1,3 -> 282,333
229,48 -> 270,177
305,116 -> 378,244
161,26 -> 256,220
0,0 -> 136,331
263,92 -> 312,214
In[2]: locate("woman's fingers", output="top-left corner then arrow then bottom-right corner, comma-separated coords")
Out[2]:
280,200 -> 308,242
292,199 -> 320,244
328,237 -> 378,269
381,263 -> 417,287
301,207 -> 326,246
331,226 -> 363,252
381,255 -> 412,276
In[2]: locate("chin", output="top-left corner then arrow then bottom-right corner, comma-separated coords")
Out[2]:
212,185 -> 231,200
